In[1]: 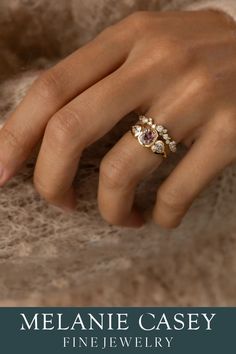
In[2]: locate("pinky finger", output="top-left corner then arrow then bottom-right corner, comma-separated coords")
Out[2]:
153,121 -> 235,228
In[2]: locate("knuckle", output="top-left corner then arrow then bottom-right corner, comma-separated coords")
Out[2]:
157,187 -> 187,214
98,25 -> 116,41
140,39 -> 192,73
47,108 -> 84,147
100,156 -> 128,190
195,68 -> 215,91
160,38 -> 182,54
1,127 -> 24,153
33,69 -> 62,101
125,11 -> 152,32
160,38 -> 192,65
97,25 -> 126,49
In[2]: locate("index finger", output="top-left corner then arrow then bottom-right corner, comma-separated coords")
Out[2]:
0,26 -> 132,185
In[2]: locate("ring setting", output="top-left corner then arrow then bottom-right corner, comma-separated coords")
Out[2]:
138,126 -> 158,147
131,115 -> 177,157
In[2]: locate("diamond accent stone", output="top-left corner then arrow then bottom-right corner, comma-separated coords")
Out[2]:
132,124 -> 142,137
151,140 -> 165,154
169,141 -> 177,152
139,115 -> 145,122
138,127 -> 158,147
163,133 -> 169,140
156,125 -> 164,133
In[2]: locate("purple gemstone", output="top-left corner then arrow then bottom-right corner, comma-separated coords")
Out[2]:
139,128 -> 157,146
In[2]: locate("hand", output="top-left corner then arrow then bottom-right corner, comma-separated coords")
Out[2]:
0,10 -> 236,228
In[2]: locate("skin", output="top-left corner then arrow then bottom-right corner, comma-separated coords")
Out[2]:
0,10 -> 236,228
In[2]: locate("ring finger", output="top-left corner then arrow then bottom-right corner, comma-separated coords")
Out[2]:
98,90 -> 207,227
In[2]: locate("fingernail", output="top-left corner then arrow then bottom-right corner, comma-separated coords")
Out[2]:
156,216 -> 182,229
124,210 -> 145,229
50,189 -> 77,213
59,189 -> 77,212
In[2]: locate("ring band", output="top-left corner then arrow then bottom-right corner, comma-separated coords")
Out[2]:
131,115 -> 177,158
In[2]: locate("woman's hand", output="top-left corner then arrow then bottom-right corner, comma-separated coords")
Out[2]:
0,10 -> 236,228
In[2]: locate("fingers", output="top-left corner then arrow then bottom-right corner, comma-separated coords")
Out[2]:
97,84 -> 207,227
0,26 -> 132,186
153,119 -> 235,228
33,64 -> 146,208
99,132 -> 161,227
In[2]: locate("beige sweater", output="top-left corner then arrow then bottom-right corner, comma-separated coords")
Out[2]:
0,0 -> 236,307
167,0 -> 236,19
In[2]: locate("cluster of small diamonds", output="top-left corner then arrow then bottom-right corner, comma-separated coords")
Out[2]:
139,115 -> 177,153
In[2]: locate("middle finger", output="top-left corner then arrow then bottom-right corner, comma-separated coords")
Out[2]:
34,63 -> 148,207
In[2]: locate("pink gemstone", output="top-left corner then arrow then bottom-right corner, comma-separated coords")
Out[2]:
139,128 -> 157,146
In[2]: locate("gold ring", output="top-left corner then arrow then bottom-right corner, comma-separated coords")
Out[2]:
131,115 -> 177,158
